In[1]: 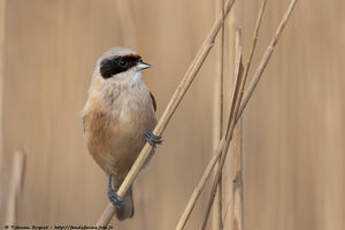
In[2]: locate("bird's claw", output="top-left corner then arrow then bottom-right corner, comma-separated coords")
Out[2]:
108,190 -> 124,209
144,131 -> 162,147
108,175 -> 124,209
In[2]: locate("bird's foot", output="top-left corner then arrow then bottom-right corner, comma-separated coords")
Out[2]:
144,131 -> 162,147
108,175 -> 124,209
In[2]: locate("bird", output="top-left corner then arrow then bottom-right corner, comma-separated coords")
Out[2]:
82,47 -> 162,221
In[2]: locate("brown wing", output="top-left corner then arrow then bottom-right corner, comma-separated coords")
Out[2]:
150,92 -> 157,112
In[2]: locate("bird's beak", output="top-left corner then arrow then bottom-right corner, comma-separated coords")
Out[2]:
137,61 -> 151,71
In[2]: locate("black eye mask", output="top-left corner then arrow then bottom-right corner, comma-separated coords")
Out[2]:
100,54 -> 142,79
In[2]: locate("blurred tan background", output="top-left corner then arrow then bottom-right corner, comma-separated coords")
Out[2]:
0,0 -> 344,229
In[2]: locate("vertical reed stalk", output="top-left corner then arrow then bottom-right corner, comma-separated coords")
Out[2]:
5,150 -> 26,224
228,29 -> 244,230
230,1 -> 268,229
0,0 -> 6,222
176,0 -> 297,227
175,0 -> 297,223
176,47 -> 243,229
0,0 -> 5,171
202,0 -> 297,227
201,29 -> 244,230
213,0 -> 225,229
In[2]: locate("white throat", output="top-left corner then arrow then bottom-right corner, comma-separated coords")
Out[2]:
110,68 -> 146,89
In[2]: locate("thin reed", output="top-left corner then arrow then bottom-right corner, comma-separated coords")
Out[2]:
201,0 -> 268,228
213,0 -> 225,228
5,150 -> 26,224
176,0 -> 298,229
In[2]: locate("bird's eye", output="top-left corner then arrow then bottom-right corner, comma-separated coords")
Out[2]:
118,59 -> 127,67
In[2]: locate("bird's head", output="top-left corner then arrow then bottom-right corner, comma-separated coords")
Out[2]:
96,47 -> 151,81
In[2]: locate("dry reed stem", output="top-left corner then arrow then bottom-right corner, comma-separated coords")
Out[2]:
176,42 -> 243,229
201,30 -> 244,230
237,0 -> 268,108
176,0 -> 297,228
176,32 -> 244,230
202,0 -> 298,227
222,191 -> 234,223
229,1 -> 267,229
96,0 -> 237,226
5,150 -> 26,224
176,31 -> 240,230
202,0 -> 298,228
236,0 -> 299,122
213,0 -> 225,229
0,0 -> 5,174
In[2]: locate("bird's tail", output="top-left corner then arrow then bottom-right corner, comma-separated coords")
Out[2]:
116,187 -> 135,221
